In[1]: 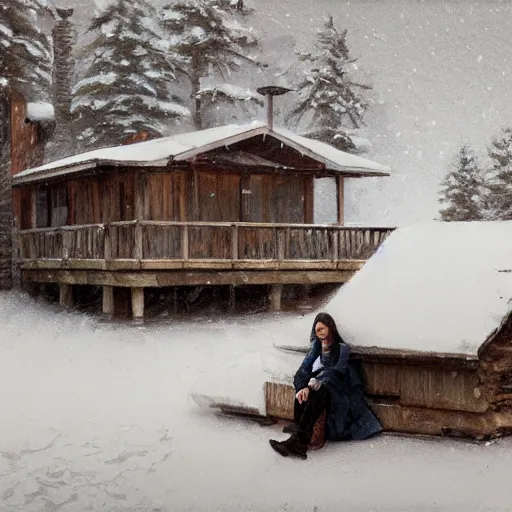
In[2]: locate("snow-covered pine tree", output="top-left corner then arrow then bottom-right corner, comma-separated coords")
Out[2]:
160,0 -> 264,130
286,15 -> 371,153
485,128 -> 512,220
438,144 -> 484,222
72,0 -> 189,150
0,0 -> 54,99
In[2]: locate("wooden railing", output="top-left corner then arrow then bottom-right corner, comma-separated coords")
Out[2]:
18,221 -> 395,262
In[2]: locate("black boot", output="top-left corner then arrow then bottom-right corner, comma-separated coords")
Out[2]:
269,433 -> 308,459
282,423 -> 299,434
269,439 -> 290,457
282,432 -> 308,459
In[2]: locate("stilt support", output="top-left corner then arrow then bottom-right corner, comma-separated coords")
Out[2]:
171,287 -> 178,315
102,285 -> 114,318
269,284 -> 283,312
131,287 -> 144,324
228,285 -> 236,313
59,283 -> 74,309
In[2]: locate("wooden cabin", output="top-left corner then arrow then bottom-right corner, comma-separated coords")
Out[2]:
263,221 -> 512,440
12,116 -> 392,320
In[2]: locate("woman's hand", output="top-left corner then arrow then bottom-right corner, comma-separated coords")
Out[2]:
296,387 -> 310,404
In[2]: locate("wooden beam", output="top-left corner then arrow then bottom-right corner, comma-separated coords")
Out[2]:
59,283 -> 73,308
22,269 -> 354,287
21,258 -> 365,272
102,285 -> 114,317
30,188 -> 36,228
131,287 -> 144,323
304,177 -> 314,224
336,176 -> 344,225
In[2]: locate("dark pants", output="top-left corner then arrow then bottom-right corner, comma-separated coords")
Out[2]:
293,386 -> 329,444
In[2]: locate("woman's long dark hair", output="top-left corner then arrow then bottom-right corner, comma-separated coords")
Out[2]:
310,312 -> 344,345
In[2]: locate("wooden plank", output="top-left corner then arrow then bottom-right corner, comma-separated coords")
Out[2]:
22,269 -> 355,287
363,362 -> 400,397
105,259 -> 141,270
141,260 -> 185,270
182,259 -> 232,269
20,258 -> 64,269
399,366 -> 488,413
368,401 -> 502,439
265,382 -> 295,420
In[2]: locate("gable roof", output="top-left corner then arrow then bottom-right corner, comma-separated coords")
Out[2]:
12,121 -> 390,185
284,221 -> 512,357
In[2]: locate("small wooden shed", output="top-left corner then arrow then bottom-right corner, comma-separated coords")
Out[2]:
11,111 -> 392,319
262,221 -> 512,439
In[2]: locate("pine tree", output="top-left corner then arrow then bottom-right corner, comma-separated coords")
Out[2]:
0,0 -> 54,100
485,128 -> 512,220
160,0 -> 264,130
438,144 -> 484,222
72,0 -> 188,150
286,15 -> 371,153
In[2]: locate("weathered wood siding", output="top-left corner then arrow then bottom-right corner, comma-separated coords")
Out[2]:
196,171 -> 240,222
143,171 -> 186,221
479,314 -> 512,411
362,361 -> 487,413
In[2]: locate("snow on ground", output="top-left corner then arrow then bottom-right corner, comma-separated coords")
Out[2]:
2,290 -> 512,511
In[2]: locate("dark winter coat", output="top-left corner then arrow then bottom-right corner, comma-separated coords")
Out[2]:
293,335 -> 383,442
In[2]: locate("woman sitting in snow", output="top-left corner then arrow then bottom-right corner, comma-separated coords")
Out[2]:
269,312 -> 382,459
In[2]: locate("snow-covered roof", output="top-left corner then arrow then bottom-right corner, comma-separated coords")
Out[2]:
286,221 -> 512,357
26,102 -> 55,122
12,121 -> 390,185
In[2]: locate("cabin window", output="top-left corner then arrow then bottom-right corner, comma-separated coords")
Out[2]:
35,187 -> 50,228
51,185 -> 68,227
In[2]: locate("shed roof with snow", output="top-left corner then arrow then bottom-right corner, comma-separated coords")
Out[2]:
315,221 -> 512,357
12,121 -> 391,185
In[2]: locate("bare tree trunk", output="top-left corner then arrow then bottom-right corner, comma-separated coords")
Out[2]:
191,50 -> 202,130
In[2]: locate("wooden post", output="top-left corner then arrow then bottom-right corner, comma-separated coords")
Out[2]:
103,224 -> 111,260
269,284 -> 283,312
277,228 -> 285,260
231,224 -> 239,260
332,228 -> 339,261
131,287 -> 144,323
30,188 -> 37,229
228,285 -> 236,312
171,286 -> 178,315
59,283 -> 73,309
134,172 -> 144,260
193,169 -> 200,220
102,285 -> 114,318
181,224 -> 189,259
336,176 -> 344,225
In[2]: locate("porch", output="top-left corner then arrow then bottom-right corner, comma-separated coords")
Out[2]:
17,221 -> 394,319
